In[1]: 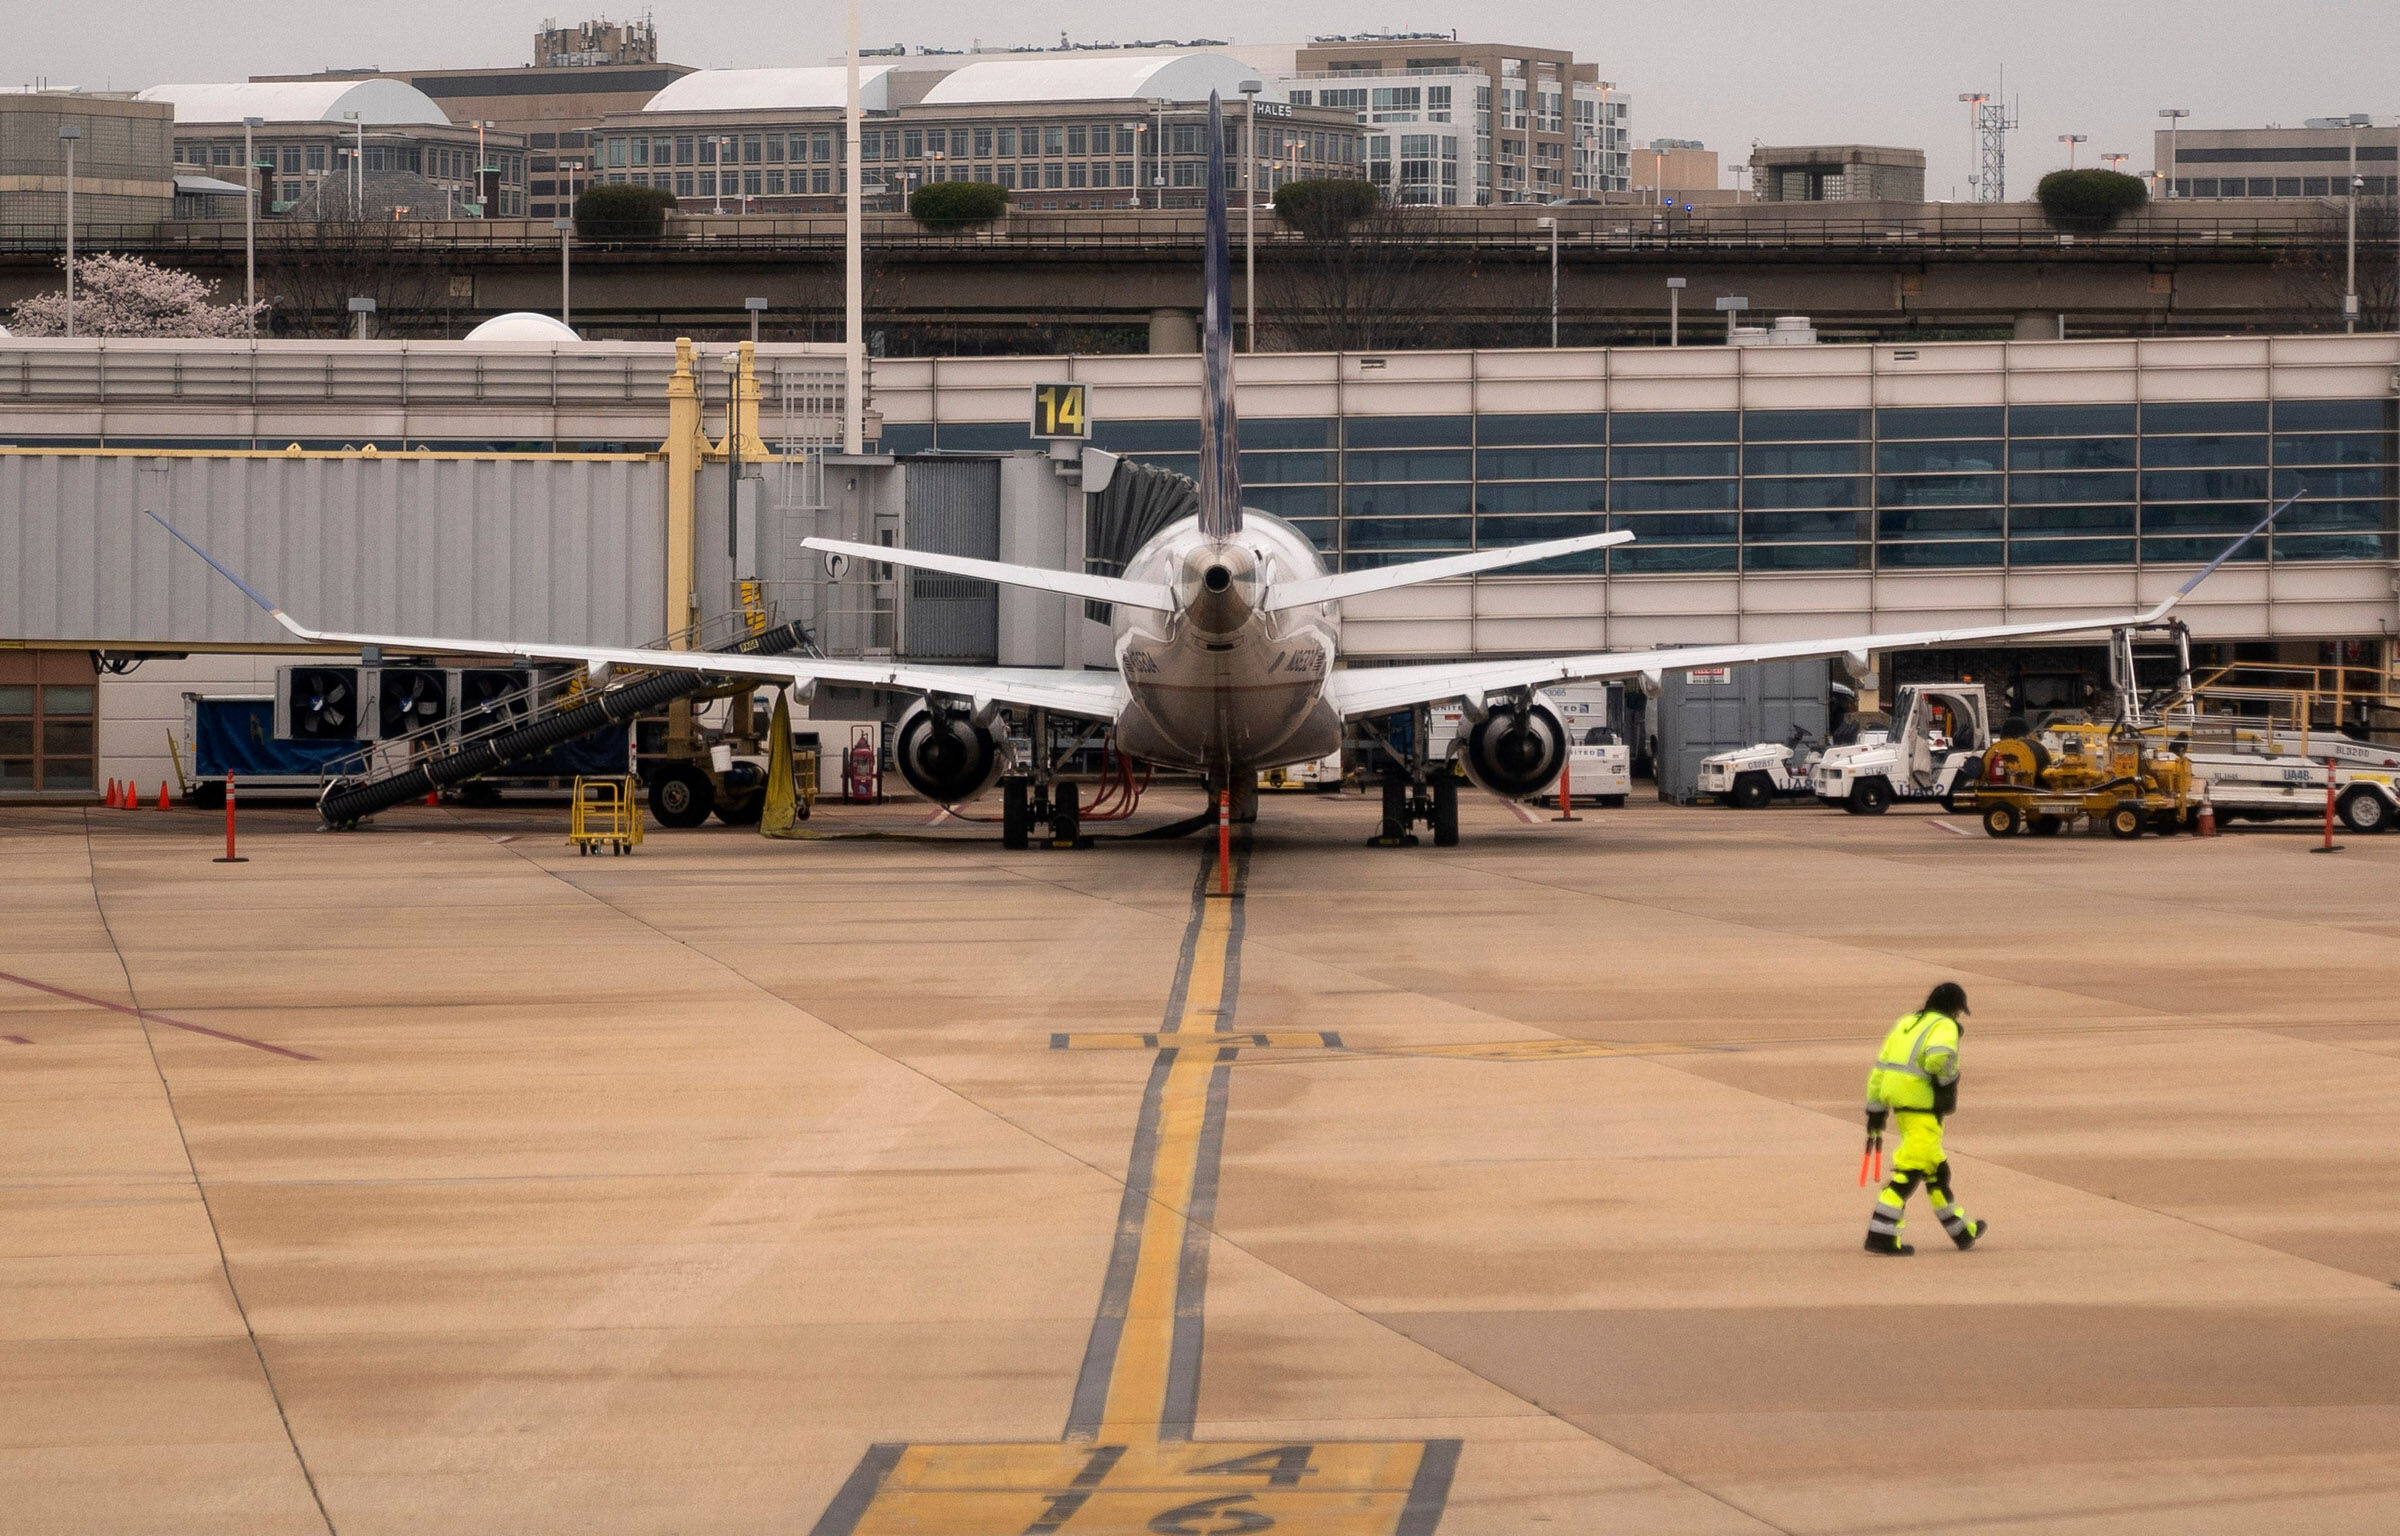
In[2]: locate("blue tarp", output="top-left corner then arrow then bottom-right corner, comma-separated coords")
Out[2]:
191,699 -> 631,781
192,700 -> 361,779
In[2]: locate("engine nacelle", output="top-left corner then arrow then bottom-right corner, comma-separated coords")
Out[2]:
1457,691 -> 1569,798
893,699 -> 1015,805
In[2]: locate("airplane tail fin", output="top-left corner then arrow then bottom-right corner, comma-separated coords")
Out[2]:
1197,90 -> 1243,540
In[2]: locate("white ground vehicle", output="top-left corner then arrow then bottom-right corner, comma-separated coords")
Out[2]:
1259,750 -> 1345,791
1553,739 -> 1633,806
1811,684 -> 1991,814
1697,729 -> 1824,808
2186,732 -> 2400,833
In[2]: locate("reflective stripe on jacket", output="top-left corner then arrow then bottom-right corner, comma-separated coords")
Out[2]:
1864,1010 -> 1961,1112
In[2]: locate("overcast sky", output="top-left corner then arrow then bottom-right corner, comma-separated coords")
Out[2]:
20,2 -> 2400,195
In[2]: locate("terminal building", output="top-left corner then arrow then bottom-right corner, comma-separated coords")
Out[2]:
139,79 -> 529,218
600,55 -> 1363,213
2159,118 -> 2399,200
252,17 -> 696,222
1,330 -> 2394,799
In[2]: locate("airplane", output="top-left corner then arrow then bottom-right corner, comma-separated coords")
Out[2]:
153,92 -> 2286,847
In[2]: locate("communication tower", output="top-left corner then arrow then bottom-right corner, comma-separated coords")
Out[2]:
1957,88 -> 2018,202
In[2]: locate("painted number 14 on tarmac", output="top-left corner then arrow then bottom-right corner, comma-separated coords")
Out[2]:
813,1437 -> 1457,1535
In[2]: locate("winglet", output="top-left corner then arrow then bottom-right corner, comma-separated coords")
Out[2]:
2139,491 -> 2297,623
145,509 -> 323,641
1196,90 -> 1242,539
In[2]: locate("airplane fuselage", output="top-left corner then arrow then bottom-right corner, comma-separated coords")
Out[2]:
1109,511 -> 1343,778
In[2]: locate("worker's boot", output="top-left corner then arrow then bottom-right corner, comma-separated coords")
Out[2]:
1863,1230 -> 1914,1256
1949,1218 -> 1988,1250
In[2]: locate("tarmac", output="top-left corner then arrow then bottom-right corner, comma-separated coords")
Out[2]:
3,787 -> 2398,1534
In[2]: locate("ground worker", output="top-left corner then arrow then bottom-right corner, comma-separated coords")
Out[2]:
1862,982 -> 1988,1255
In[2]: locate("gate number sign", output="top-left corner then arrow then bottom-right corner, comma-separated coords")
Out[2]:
1030,382 -> 1089,440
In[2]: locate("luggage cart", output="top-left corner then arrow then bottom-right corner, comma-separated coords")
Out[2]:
569,776 -> 645,855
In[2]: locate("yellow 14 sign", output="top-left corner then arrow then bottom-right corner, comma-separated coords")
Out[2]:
1030,381 -> 1090,440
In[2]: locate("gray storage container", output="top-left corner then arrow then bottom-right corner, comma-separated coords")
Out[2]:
1650,658 -> 1830,803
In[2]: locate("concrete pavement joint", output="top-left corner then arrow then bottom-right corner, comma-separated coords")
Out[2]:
74,810 -> 339,1536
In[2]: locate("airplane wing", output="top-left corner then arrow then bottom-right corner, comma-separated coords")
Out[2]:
800,536 -> 1177,611
148,513 -> 1131,721
1262,529 -> 1633,612
1326,498 -> 2289,720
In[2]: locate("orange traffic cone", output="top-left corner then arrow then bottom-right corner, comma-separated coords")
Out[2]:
2196,787 -> 2218,838
104,779 -> 119,808
158,782 -> 171,810
123,777 -> 138,808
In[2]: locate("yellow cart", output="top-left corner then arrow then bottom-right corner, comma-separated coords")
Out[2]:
569,775 -> 645,855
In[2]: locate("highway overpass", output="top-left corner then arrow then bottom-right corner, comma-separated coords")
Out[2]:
0,202 -> 2366,348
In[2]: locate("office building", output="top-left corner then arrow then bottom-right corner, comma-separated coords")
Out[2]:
1631,139 -> 1718,199
2158,118 -> 2398,200
0,90 -> 175,232
596,54 -> 1361,214
1749,144 -> 1925,203
139,80 -> 528,218
1281,34 -> 1629,205
252,17 -> 694,219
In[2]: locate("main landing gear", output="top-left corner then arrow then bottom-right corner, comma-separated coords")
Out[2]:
999,776 -> 1086,850
1365,702 -> 1461,848
1372,768 -> 1460,848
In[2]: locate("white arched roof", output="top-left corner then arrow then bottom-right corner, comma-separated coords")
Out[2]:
136,79 -> 449,126
642,65 -> 895,115
919,53 -> 1281,106
465,311 -> 582,343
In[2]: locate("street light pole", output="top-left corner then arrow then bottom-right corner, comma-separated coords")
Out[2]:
842,0 -> 864,454
1535,215 -> 1558,346
57,123 -> 80,338
2058,133 -> 2087,169
2345,123 -> 2361,333
1239,79 -> 1261,352
2158,108 -> 2189,199
242,116 -> 262,332
1666,276 -> 1685,346
342,111 -> 363,212
552,218 -> 574,326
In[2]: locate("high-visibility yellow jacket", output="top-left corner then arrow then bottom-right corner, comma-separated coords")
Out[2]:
1864,1010 -> 1962,1113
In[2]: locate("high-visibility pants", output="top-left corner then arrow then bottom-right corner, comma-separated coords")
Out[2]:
1865,1110 -> 1978,1247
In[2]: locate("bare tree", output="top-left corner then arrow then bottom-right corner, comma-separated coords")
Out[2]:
258,203 -> 454,338
8,252 -> 263,337
1261,194 -> 1481,352
2276,195 -> 2398,332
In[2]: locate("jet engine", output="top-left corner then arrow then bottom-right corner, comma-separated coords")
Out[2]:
893,698 -> 1015,805
1457,691 -> 1569,798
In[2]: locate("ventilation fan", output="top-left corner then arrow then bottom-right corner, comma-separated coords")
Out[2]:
276,666 -> 365,741
458,667 -> 534,732
375,668 -> 451,741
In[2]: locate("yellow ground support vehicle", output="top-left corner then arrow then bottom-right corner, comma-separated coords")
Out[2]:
1971,724 -> 2194,839
569,775 -> 645,855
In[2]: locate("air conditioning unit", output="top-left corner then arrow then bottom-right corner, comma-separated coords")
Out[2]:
276,665 -> 370,741
374,666 -> 454,742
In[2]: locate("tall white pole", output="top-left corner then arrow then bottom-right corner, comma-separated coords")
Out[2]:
60,130 -> 77,339
1242,85 -> 1258,351
2345,125 -> 2359,334
843,0 -> 864,454
242,118 -> 259,333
